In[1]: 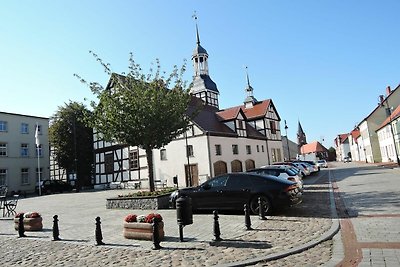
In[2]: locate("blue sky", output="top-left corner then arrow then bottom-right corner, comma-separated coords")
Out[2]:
1,1 -> 399,148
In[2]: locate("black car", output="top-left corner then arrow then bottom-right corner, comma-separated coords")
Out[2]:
36,180 -> 73,195
169,173 -> 302,214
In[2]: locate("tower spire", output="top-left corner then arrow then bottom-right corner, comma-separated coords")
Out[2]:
190,12 -> 219,109
193,11 -> 201,45
244,66 -> 257,108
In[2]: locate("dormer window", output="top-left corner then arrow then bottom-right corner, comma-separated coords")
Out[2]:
236,119 -> 246,137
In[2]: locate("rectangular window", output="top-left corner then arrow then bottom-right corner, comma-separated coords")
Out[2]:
262,145 -> 265,152
21,144 -> 29,157
160,149 -> 167,161
270,121 -> 277,134
0,169 -> 6,186
215,144 -> 221,156
36,125 -> 43,135
232,144 -> 239,155
186,145 -> 194,157
0,143 -> 7,156
21,123 -> 29,134
0,121 -> 7,132
36,168 -> 43,183
21,168 -> 29,185
35,144 -> 43,157
246,145 -> 252,155
257,145 -> 260,153
104,153 -> 114,174
129,150 -> 139,169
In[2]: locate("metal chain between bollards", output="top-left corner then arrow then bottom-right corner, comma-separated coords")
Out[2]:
95,216 -> 105,245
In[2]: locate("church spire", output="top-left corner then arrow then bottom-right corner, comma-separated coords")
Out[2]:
190,12 -> 219,109
297,120 -> 307,154
243,66 -> 257,109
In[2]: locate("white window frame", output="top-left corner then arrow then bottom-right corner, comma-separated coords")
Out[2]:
0,169 -> 6,186
21,143 -> 29,157
35,144 -> 43,157
0,143 -> 7,156
0,121 -> 7,132
21,168 -> 29,185
21,123 -> 29,134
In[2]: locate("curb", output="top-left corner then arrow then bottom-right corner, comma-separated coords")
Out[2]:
217,171 -> 341,267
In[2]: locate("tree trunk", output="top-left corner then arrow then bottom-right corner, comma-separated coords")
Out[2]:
145,148 -> 155,192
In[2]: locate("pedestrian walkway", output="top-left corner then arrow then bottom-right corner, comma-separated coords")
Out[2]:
0,171 -> 338,266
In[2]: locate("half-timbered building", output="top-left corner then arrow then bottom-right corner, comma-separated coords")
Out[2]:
93,24 -> 284,189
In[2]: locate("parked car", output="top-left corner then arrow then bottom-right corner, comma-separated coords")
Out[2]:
291,162 -> 311,177
248,165 -> 303,191
272,162 -> 304,178
344,157 -> 352,163
169,173 -> 302,214
36,180 -> 73,195
317,160 -> 328,168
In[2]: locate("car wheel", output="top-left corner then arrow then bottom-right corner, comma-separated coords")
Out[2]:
250,195 -> 271,215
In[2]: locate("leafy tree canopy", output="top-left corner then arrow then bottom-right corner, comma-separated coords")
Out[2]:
49,101 -> 93,187
75,52 -> 197,191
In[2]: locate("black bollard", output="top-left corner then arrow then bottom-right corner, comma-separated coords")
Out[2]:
244,204 -> 252,230
18,213 -> 26,238
52,215 -> 61,241
152,218 -> 162,250
258,197 -> 267,220
213,210 -> 222,241
95,216 -> 105,245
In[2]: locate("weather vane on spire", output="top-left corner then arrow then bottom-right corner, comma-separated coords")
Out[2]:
192,10 -> 197,20
192,11 -> 200,45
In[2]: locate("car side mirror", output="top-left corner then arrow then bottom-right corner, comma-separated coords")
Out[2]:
202,183 -> 211,190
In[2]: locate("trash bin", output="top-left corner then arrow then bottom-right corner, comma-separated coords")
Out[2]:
176,195 -> 193,226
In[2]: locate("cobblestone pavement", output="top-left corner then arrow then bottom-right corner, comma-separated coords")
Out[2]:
0,170 -> 336,266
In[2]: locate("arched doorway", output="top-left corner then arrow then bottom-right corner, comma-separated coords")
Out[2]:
245,159 -> 255,171
231,160 -> 243,173
213,161 -> 227,176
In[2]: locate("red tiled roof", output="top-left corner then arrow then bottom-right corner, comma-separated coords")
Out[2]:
216,107 -> 241,121
300,141 -> 328,154
350,129 -> 360,142
242,100 -> 271,119
217,99 -> 272,122
377,105 -> 400,131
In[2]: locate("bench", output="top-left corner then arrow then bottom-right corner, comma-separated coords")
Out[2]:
124,181 -> 141,189
155,180 -> 167,188
109,182 -> 123,189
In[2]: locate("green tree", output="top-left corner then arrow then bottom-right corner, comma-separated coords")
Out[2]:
49,101 -> 93,188
76,52 -> 196,192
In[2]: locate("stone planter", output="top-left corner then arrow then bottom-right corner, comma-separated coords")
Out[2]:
107,194 -> 171,210
14,217 -> 43,231
123,221 -> 164,240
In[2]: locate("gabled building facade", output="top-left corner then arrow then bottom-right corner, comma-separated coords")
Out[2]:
93,23 -> 284,189
0,112 -> 49,194
348,128 -> 361,161
335,134 -> 350,161
357,86 -> 400,163
376,104 -> 400,163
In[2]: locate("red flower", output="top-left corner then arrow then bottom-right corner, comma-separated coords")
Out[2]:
124,214 -> 137,223
28,212 -> 41,218
145,213 -> 163,223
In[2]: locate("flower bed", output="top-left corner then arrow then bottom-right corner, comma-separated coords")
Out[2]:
123,213 -> 164,240
106,193 -> 171,210
14,212 -> 43,231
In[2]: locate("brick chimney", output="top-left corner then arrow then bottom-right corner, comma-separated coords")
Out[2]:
386,86 -> 391,96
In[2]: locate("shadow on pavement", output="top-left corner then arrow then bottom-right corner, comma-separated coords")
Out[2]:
209,239 -> 272,249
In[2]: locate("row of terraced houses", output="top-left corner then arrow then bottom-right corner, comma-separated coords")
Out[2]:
335,85 -> 400,164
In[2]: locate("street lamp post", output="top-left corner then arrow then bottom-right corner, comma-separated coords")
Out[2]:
284,120 -> 290,161
380,95 -> 400,166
